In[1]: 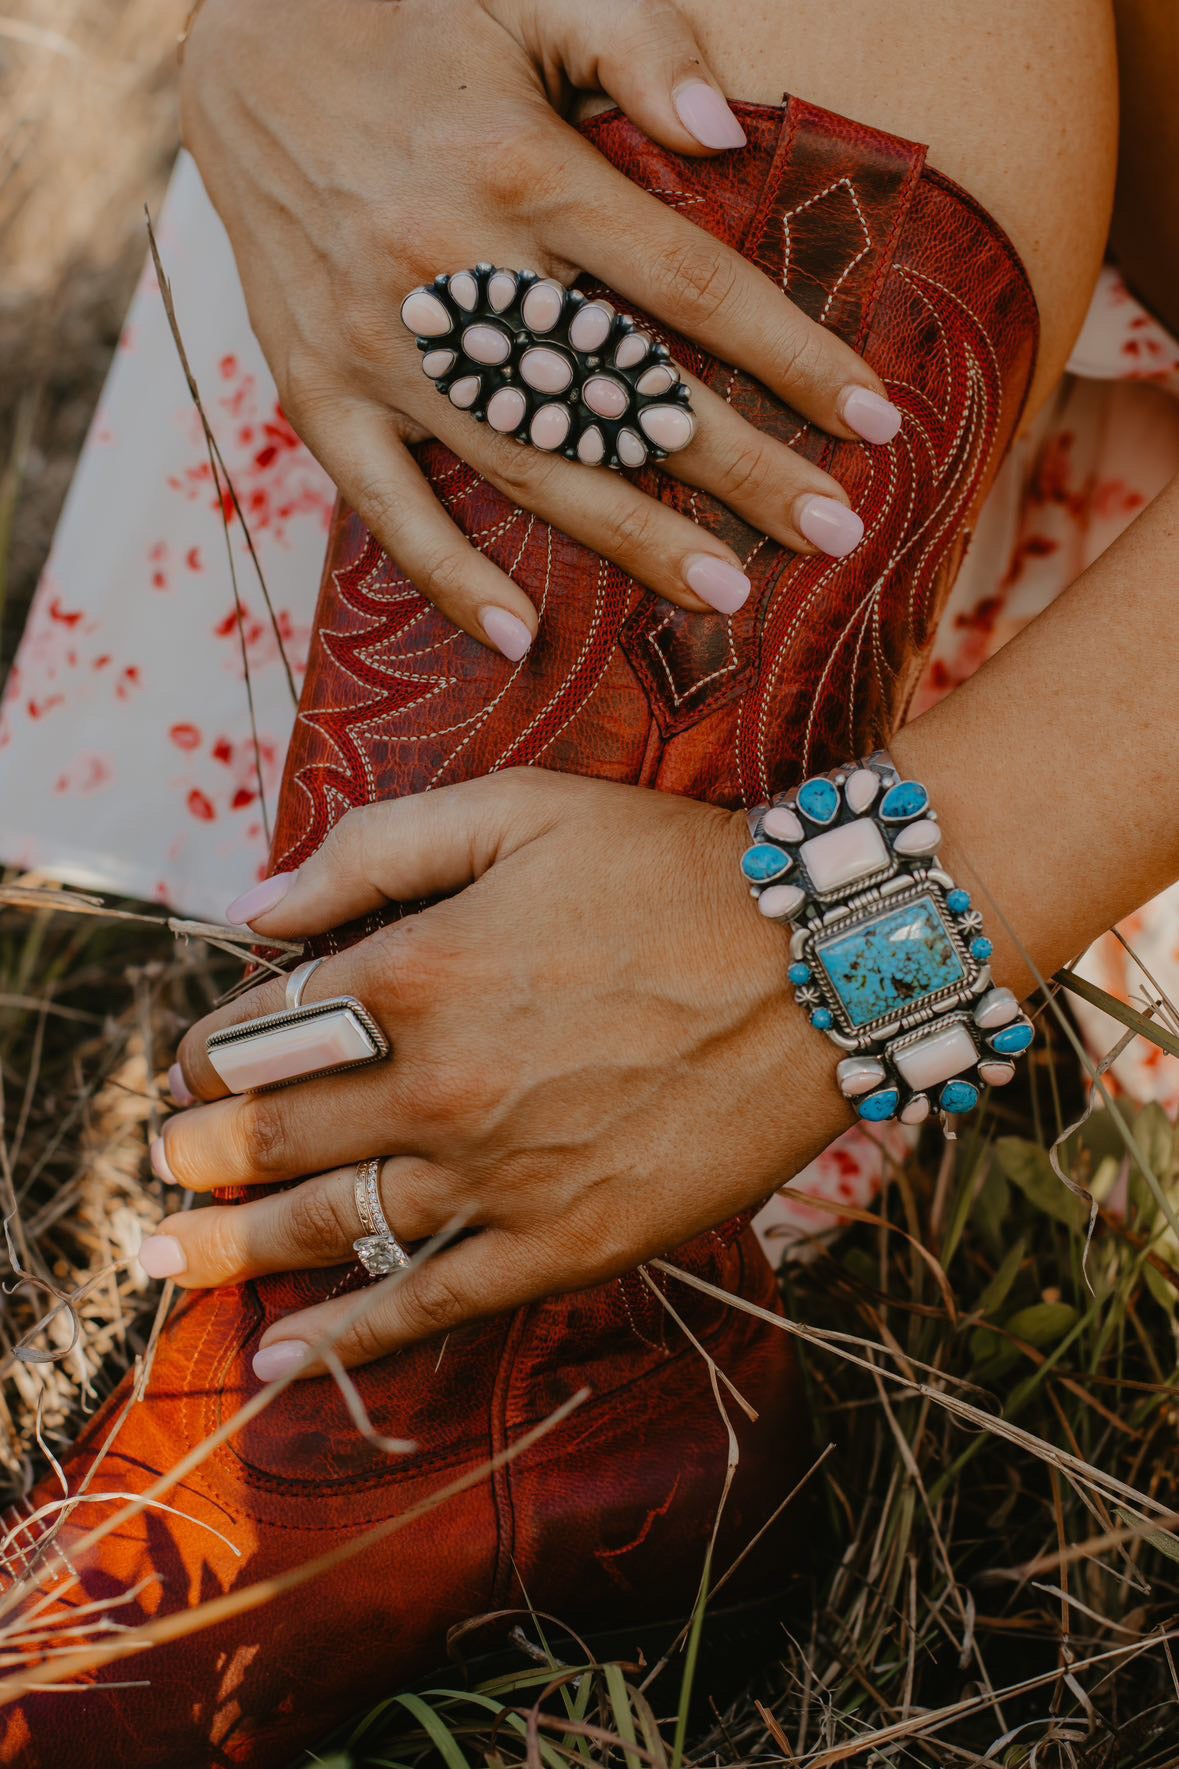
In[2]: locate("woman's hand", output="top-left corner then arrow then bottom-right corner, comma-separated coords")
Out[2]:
145,772 -> 849,1377
180,0 -> 900,658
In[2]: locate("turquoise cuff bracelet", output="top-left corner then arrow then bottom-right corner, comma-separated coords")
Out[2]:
742,751 -> 1033,1130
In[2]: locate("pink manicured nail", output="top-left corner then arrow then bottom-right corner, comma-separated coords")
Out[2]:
683,554 -> 751,614
139,1234 -> 187,1279
253,1340 -> 311,1382
841,386 -> 902,445
149,1134 -> 177,1184
226,869 -> 297,927
480,607 -> 533,661
168,1062 -> 195,1107
673,82 -> 747,150
797,496 -> 865,558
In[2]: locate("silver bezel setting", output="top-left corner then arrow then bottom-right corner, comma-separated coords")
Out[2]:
206,995 -> 390,1093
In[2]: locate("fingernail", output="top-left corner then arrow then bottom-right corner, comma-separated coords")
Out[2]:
480,607 -> 533,661
797,495 -> 865,558
225,869 -> 298,927
138,1234 -> 187,1279
253,1340 -> 311,1383
149,1134 -> 177,1184
840,386 -> 902,445
168,1062 -> 195,1107
683,554 -> 751,614
673,82 -> 747,150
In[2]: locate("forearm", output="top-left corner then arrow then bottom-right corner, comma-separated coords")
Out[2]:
892,473 -> 1179,1003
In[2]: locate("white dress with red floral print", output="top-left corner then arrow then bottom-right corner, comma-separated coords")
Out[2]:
2,157 -> 1176,1245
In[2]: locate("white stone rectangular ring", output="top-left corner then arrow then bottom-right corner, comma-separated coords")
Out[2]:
206,995 -> 390,1094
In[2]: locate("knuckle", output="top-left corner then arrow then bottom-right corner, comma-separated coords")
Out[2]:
339,307 -> 391,369
482,120 -> 567,220
765,323 -> 828,396
199,1210 -> 247,1281
650,239 -> 738,326
717,439 -> 777,507
487,442 -> 556,507
286,1181 -> 352,1255
232,1097 -> 288,1179
346,1308 -> 391,1366
403,1268 -> 467,1340
278,349 -> 337,427
416,545 -> 475,611
602,497 -> 663,560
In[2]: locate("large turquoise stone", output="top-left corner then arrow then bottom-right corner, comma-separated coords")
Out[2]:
815,894 -> 965,1029
991,1020 -> 1034,1055
796,777 -> 840,825
940,1079 -> 980,1114
741,844 -> 791,884
880,780 -> 930,821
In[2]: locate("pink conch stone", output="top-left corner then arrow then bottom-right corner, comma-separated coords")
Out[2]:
207,1008 -> 377,1092
520,347 -> 573,394
462,324 -> 510,365
447,375 -> 481,409
488,271 -> 517,313
636,363 -> 678,396
521,280 -> 565,332
616,429 -> 647,468
614,332 -> 649,369
757,882 -> 805,921
568,302 -> 613,352
530,404 -> 571,450
448,271 -> 479,311
638,404 -> 694,451
844,768 -> 880,814
974,987 -> 1019,1030
421,349 -> 456,379
400,288 -> 453,337
892,818 -> 941,857
901,1094 -> 931,1125
583,375 -> 629,419
486,386 -> 527,432
894,1020 -> 978,1092
577,425 -> 605,464
762,805 -> 804,843
979,1059 -> 1017,1087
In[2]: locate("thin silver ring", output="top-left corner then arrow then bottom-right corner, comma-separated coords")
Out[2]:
352,1158 -> 410,1276
285,957 -> 325,1012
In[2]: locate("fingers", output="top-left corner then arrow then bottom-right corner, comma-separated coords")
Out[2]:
249,1230 -> 538,1377
138,1158 -> 453,1287
524,0 -> 747,155
556,153 -> 903,443
298,394 -> 538,660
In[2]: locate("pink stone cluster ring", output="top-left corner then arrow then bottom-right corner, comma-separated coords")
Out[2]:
400,265 -> 696,470
205,958 -> 390,1094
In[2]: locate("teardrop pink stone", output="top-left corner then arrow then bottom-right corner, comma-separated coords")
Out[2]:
613,333 -> 649,369
447,375 -> 480,409
486,387 -> 527,432
616,429 -> 647,468
583,376 -> 629,419
520,347 -> 573,394
462,324 -> 510,365
400,288 -> 453,338
521,280 -> 565,333
577,425 -> 605,465
568,302 -> 612,352
636,363 -> 678,396
638,404 -> 694,451
530,404 -> 571,450
421,349 -> 456,379
488,271 -> 517,313
448,271 -> 478,311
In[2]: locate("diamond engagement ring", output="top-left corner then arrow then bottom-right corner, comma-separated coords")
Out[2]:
400,266 -> 696,471
353,1158 -> 411,1278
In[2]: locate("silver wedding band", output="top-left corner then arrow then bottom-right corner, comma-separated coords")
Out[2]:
353,1158 -> 410,1277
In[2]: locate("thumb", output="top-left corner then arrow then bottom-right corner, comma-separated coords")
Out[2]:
225,770 -> 558,936
520,0 -> 748,156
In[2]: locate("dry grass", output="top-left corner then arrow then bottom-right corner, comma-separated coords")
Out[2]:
1,6 -> 1178,1765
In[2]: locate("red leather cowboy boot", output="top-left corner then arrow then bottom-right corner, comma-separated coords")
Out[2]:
0,97 -> 1036,1767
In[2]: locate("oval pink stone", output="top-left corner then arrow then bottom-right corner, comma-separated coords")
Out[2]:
636,363 -> 678,397
521,280 -> 565,333
638,403 -> 694,451
447,375 -> 481,409
400,288 -> 453,338
583,375 -> 629,419
577,425 -> 605,465
568,302 -> 613,352
448,270 -> 479,311
421,349 -> 456,379
616,428 -> 647,468
520,347 -> 573,394
462,324 -> 510,365
488,271 -> 517,313
530,404 -> 571,451
486,387 -> 527,432
613,332 -> 649,369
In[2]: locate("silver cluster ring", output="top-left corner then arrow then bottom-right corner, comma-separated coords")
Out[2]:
400,265 -> 696,471
352,1158 -> 411,1278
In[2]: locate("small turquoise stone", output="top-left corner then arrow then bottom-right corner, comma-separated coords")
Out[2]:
880,780 -> 929,821
811,1007 -> 834,1030
940,1079 -> 980,1114
971,936 -> 994,961
741,843 -> 791,884
859,1088 -> 900,1122
788,962 -> 812,986
796,777 -> 840,825
990,1020 -> 1034,1055
947,889 -> 971,914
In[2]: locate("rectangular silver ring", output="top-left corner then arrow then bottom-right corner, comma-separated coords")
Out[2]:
205,995 -> 390,1094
